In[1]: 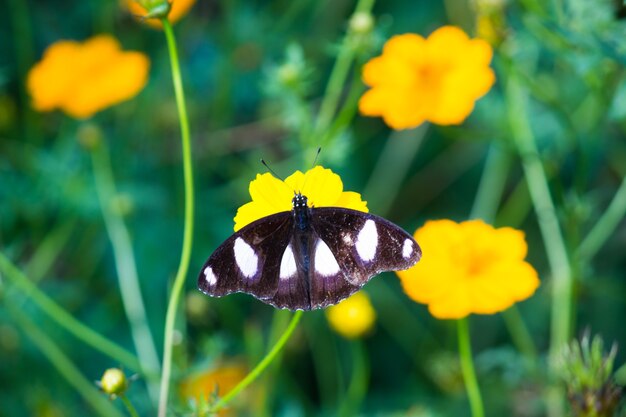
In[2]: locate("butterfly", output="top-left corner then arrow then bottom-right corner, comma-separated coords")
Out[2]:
197,192 -> 421,310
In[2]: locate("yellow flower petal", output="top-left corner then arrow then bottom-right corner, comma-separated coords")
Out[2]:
233,166 -> 368,231
396,219 -> 540,319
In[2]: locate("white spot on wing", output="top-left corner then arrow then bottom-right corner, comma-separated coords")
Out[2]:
314,239 -> 340,276
403,239 -> 413,259
234,237 -> 258,278
279,244 -> 297,280
204,266 -> 217,286
356,219 -> 378,262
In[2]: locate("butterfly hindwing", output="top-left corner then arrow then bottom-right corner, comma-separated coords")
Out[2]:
198,211 -> 293,300
310,207 -> 422,287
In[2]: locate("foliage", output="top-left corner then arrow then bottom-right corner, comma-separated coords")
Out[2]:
1,0 -> 626,416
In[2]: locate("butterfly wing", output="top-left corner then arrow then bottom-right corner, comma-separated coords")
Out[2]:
198,211 -> 293,300
310,207 -> 421,287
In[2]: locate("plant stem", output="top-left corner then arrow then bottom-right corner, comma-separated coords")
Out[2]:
506,72 -> 571,417
158,17 -> 195,417
210,310 -> 304,413
24,219 -> 76,282
5,299 -> 126,417
311,0 -> 375,145
91,140 -> 161,402
502,305 -> 538,365
338,341 -> 369,417
0,252 -> 141,371
577,175 -> 626,261
120,395 -> 140,417
457,318 -> 485,417
470,144 -> 511,222
363,125 -> 428,215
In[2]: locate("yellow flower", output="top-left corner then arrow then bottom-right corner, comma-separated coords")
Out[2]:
396,219 -> 539,319
179,362 -> 246,415
233,166 -> 368,231
27,35 -> 149,119
326,291 -> 376,339
359,26 -> 496,129
126,0 -> 196,28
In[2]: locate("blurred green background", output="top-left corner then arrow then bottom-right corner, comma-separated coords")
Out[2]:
1,0 -> 626,416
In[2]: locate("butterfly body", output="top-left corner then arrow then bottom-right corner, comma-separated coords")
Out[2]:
198,193 -> 421,310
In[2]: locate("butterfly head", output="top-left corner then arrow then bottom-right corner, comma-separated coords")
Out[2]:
292,192 -> 308,209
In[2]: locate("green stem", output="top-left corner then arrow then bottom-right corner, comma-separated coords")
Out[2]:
24,219 -> 76,282
311,0 -> 375,144
470,144 -> 512,222
457,318 -> 485,417
120,395 -> 140,417
363,125 -> 428,215
210,310 -> 304,413
5,299 -> 126,417
0,252 -> 141,371
338,341 -> 369,417
506,72 -> 571,417
577,175 -> 626,261
91,141 -> 161,402
158,17 -> 195,417
501,306 -> 538,365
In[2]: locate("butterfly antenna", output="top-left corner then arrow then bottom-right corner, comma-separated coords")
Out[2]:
260,159 -> 284,182
312,147 -> 321,168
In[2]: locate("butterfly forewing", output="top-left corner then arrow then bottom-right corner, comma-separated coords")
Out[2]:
198,211 -> 293,299
310,207 -> 422,287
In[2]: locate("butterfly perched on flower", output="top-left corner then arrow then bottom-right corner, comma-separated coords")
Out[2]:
197,166 -> 421,310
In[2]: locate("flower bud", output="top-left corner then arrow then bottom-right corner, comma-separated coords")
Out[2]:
326,292 -> 376,339
100,368 -> 128,397
349,11 -> 374,35
133,0 -> 171,19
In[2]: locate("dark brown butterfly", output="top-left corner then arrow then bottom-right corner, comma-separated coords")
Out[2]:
198,193 -> 421,310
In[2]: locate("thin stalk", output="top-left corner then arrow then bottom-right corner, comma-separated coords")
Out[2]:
363,125 -> 428,215
457,318 -> 485,417
501,305 -> 538,365
338,341 -> 369,417
506,73 -> 571,417
91,141 -> 161,402
158,17 -> 195,417
5,299 -> 126,417
577,175 -> 626,261
25,219 -> 76,282
0,252 -> 141,371
470,144 -> 511,221
210,311 -> 304,413
120,395 -> 140,417
311,0 -> 375,144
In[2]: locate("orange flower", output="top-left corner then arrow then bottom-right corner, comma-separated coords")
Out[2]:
359,26 -> 495,129
233,166 -> 368,231
179,362 -> 246,415
326,291 -> 376,339
27,35 -> 149,119
396,220 -> 539,319
126,0 -> 196,28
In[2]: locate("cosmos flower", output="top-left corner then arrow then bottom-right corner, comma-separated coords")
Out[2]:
326,291 -> 376,338
179,362 -> 247,415
396,219 -> 539,319
233,166 -> 368,231
27,35 -> 149,119
359,26 -> 495,129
